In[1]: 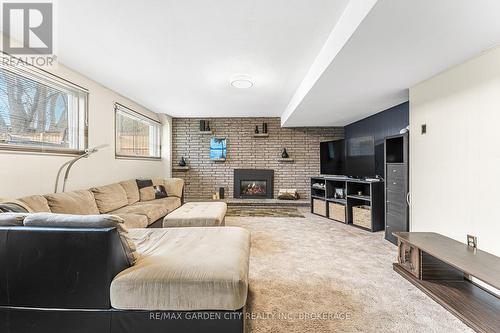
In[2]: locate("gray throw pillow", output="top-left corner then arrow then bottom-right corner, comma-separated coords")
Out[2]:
23,213 -> 138,265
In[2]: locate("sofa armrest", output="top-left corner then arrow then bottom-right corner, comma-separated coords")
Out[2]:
163,178 -> 184,199
0,226 -> 129,309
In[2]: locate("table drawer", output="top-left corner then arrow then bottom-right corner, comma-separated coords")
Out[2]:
387,165 -> 406,178
387,179 -> 405,192
387,189 -> 407,205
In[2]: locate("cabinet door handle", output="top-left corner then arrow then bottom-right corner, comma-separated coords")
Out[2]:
393,182 -> 397,185
393,169 -> 397,173
406,193 -> 410,205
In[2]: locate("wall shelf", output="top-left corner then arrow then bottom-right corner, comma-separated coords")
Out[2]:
278,158 -> 294,163
211,158 -> 226,162
172,166 -> 190,171
253,133 -> 269,138
199,130 -> 213,135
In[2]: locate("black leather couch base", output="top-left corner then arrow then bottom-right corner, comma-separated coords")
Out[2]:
0,307 -> 245,333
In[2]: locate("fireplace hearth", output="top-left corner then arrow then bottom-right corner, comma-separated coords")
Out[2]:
234,169 -> 274,199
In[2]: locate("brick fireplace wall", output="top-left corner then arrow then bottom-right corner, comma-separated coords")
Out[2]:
171,117 -> 343,199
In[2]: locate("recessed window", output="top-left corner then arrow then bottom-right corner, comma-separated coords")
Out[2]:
115,103 -> 161,159
0,64 -> 88,154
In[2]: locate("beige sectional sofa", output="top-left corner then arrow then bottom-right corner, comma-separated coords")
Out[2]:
12,178 -> 184,229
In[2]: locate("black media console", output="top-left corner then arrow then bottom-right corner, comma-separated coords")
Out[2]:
310,176 -> 384,232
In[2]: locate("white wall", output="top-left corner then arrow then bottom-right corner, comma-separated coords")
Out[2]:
410,46 -> 500,256
0,62 -> 172,198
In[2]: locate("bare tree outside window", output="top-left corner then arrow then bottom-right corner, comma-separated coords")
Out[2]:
0,66 -> 87,153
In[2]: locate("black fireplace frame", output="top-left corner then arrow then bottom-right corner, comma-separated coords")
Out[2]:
234,169 -> 274,199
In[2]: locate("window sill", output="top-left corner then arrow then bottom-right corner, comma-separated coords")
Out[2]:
0,145 -> 85,156
115,155 -> 162,161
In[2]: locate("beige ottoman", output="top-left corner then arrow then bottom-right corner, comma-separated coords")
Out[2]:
163,202 -> 227,228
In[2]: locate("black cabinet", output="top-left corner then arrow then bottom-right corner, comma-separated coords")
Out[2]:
384,134 -> 409,244
311,176 -> 384,232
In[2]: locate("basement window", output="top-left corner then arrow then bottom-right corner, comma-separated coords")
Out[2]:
0,63 -> 88,154
115,103 -> 161,159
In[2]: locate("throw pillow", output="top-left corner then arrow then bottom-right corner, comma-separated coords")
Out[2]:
136,179 -> 153,189
153,185 -> 168,199
136,179 -> 168,201
24,213 -> 138,266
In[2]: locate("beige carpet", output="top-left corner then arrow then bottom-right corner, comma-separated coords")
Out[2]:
225,208 -> 472,333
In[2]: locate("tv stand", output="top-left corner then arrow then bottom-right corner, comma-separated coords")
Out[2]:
311,176 -> 384,232
393,232 -> 500,332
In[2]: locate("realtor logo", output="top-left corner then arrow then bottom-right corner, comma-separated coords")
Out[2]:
2,2 -> 53,54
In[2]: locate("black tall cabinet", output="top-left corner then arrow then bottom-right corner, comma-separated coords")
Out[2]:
384,133 -> 409,245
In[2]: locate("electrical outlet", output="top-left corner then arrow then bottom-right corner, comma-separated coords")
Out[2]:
467,235 -> 477,248
421,124 -> 427,134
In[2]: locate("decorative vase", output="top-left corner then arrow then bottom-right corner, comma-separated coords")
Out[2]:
281,148 -> 289,159
262,123 -> 268,133
255,125 -> 259,134
199,120 -> 205,131
179,156 -> 187,167
206,121 -> 210,131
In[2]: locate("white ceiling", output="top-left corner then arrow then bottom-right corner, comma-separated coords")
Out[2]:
56,0 -> 500,125
57,0 -> 350,118
282,0 -> 500,126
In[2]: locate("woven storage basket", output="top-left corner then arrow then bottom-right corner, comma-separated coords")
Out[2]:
328,202 -> 345,223
312,199 -> 327,216
352,205 -> 371,229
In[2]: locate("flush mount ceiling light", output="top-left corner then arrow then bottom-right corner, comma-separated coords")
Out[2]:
230,75 -> 254,89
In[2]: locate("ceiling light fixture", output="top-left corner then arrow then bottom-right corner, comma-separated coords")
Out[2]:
230,75 -> 254,89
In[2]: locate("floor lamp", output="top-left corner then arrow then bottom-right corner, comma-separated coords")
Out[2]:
54,144 -> 109,193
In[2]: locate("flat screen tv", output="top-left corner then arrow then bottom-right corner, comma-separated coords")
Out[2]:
345,136 -> 375,178
320,140 -> 344,175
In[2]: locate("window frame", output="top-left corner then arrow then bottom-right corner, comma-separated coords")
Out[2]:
114,102 -> 162,161
0,60 -> 88,156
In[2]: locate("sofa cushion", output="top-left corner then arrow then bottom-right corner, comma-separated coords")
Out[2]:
110,197 -> 180,225
110,227 -> 250,311
91,183 -> 129,214
163,202 -> 226,228
163,178 -> 184,198
17,195 -> 51,212
136,179 -> 156,202
44,190 -> 100,215
0,212 -> 29,226
0,200 -> 32,213
139,187 -> 156,202
152,197 -> 182,214
113,213 -> 148,229
23,213 -> 138,265
120,180 -> 140,205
